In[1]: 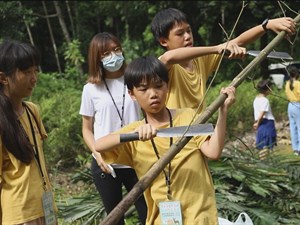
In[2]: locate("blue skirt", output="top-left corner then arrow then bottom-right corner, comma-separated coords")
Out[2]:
256,118 -> 277,150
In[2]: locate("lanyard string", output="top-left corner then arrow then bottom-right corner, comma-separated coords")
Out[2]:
103,78 -> 126,127
20,103 -> 47,190
145,108 -> 173,200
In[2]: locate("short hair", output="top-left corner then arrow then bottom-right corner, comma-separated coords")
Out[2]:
124,56 -> 169,91
151,8 -> 188,45
256,79 -> 272,93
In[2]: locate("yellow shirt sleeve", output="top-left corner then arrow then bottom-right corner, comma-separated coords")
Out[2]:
166,54 -> 221,111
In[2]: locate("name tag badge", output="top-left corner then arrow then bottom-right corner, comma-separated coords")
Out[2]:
159,201 -> 183,225
42,191 -> 57,225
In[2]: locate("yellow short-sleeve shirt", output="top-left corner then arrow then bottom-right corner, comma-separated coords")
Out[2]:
0,102 -> 54,225
166,54 -> 221,111
102,108 -> 218,225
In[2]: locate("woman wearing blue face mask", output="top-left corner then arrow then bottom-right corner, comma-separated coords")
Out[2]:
79,32 -> 147,225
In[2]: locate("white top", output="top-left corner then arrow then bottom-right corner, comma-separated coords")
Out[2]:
79,76 -> 141,168
253,96 -> 275,121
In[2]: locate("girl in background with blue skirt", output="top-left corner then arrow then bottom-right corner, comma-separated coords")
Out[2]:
253,80 -> 277,158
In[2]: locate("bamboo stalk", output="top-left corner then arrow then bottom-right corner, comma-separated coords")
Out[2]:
99,14 -> 300,225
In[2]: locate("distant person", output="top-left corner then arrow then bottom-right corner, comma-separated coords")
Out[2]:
151,7 -> 296,112
285,66 -> 300,156
253,79 -> 277,158
79,32 -> 147,225
95,56 -> 236,225
0,41 -> 57,225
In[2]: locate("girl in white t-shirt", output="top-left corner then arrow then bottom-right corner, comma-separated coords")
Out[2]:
253,79 -> 277,153
79,32 -> 147,225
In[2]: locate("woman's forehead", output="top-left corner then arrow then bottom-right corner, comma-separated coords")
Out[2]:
103,41 -> 119,52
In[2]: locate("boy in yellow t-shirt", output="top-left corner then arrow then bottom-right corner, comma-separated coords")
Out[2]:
95,56 -> 236,225
151,8 -> 296,111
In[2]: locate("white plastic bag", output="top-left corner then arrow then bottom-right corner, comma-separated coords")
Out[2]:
218,217 -> 233,225
234,212 -> 254,225
218,212 -> 254,225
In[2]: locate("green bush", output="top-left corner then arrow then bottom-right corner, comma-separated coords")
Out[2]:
214,149 -> 300,225
29,72 -> 89,168
39,89 -> 86,168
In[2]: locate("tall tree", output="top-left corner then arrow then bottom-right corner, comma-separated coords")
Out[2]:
53,1 -> 70,43
42,0 -> 62,74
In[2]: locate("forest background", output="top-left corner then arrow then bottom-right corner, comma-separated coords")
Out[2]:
1,1 -> 300,225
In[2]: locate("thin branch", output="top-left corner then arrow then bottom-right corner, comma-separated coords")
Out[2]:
32,12 -> 58,18
42,1 -> 62,74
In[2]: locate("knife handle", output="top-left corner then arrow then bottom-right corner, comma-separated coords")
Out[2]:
221,49 -> 231,57
120,133 -> 139,142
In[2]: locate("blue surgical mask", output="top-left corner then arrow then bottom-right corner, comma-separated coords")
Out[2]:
101,53 -> 124,72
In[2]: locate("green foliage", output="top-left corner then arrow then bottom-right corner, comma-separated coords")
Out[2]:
62,39 -> 85,86
31,73 -> 72,100
57,193 -> 106,225
214,149 -> 300,224
63,39 -> 85,68
39,88 -> 84,168
2,1 -> 299,81
29,72 -> 88,168
0,1 -> 37,40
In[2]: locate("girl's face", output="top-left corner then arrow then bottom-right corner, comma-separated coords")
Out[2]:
5,66 -> 38,100
129,78 -> 168,114
159,21 -> 194,50
100,40 -> 124,77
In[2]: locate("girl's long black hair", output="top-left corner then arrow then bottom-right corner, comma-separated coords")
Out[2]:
0,40 -> 40,164
287,66 -> 299,91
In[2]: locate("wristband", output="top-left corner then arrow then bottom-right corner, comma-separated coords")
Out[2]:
262,18 -> 269,32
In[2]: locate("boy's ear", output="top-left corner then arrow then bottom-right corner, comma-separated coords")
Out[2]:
0,72 -> 8,84
159,37 -> 168,48
128,89 -> 136,100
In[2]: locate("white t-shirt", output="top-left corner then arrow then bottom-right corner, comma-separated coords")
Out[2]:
79,76 -> 141,167
253,96 -> 275,121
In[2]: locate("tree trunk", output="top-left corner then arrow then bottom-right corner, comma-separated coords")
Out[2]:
98,13 -> 300,225
42,1 -> 62,74
53,1 -> 71,43
65,1 -> 75,38
18,2 -> 34,45
18,1 -> 42,73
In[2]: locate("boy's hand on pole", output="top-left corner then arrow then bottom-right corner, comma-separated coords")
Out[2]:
268,17 -> 296,36
221,86 -> 236,109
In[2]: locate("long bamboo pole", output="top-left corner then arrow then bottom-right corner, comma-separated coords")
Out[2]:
99,14 -> 300,225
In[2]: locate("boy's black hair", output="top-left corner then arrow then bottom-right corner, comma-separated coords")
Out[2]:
124,56 -> 169,91
151,8 -> 188,45
256,79 -> 272,93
